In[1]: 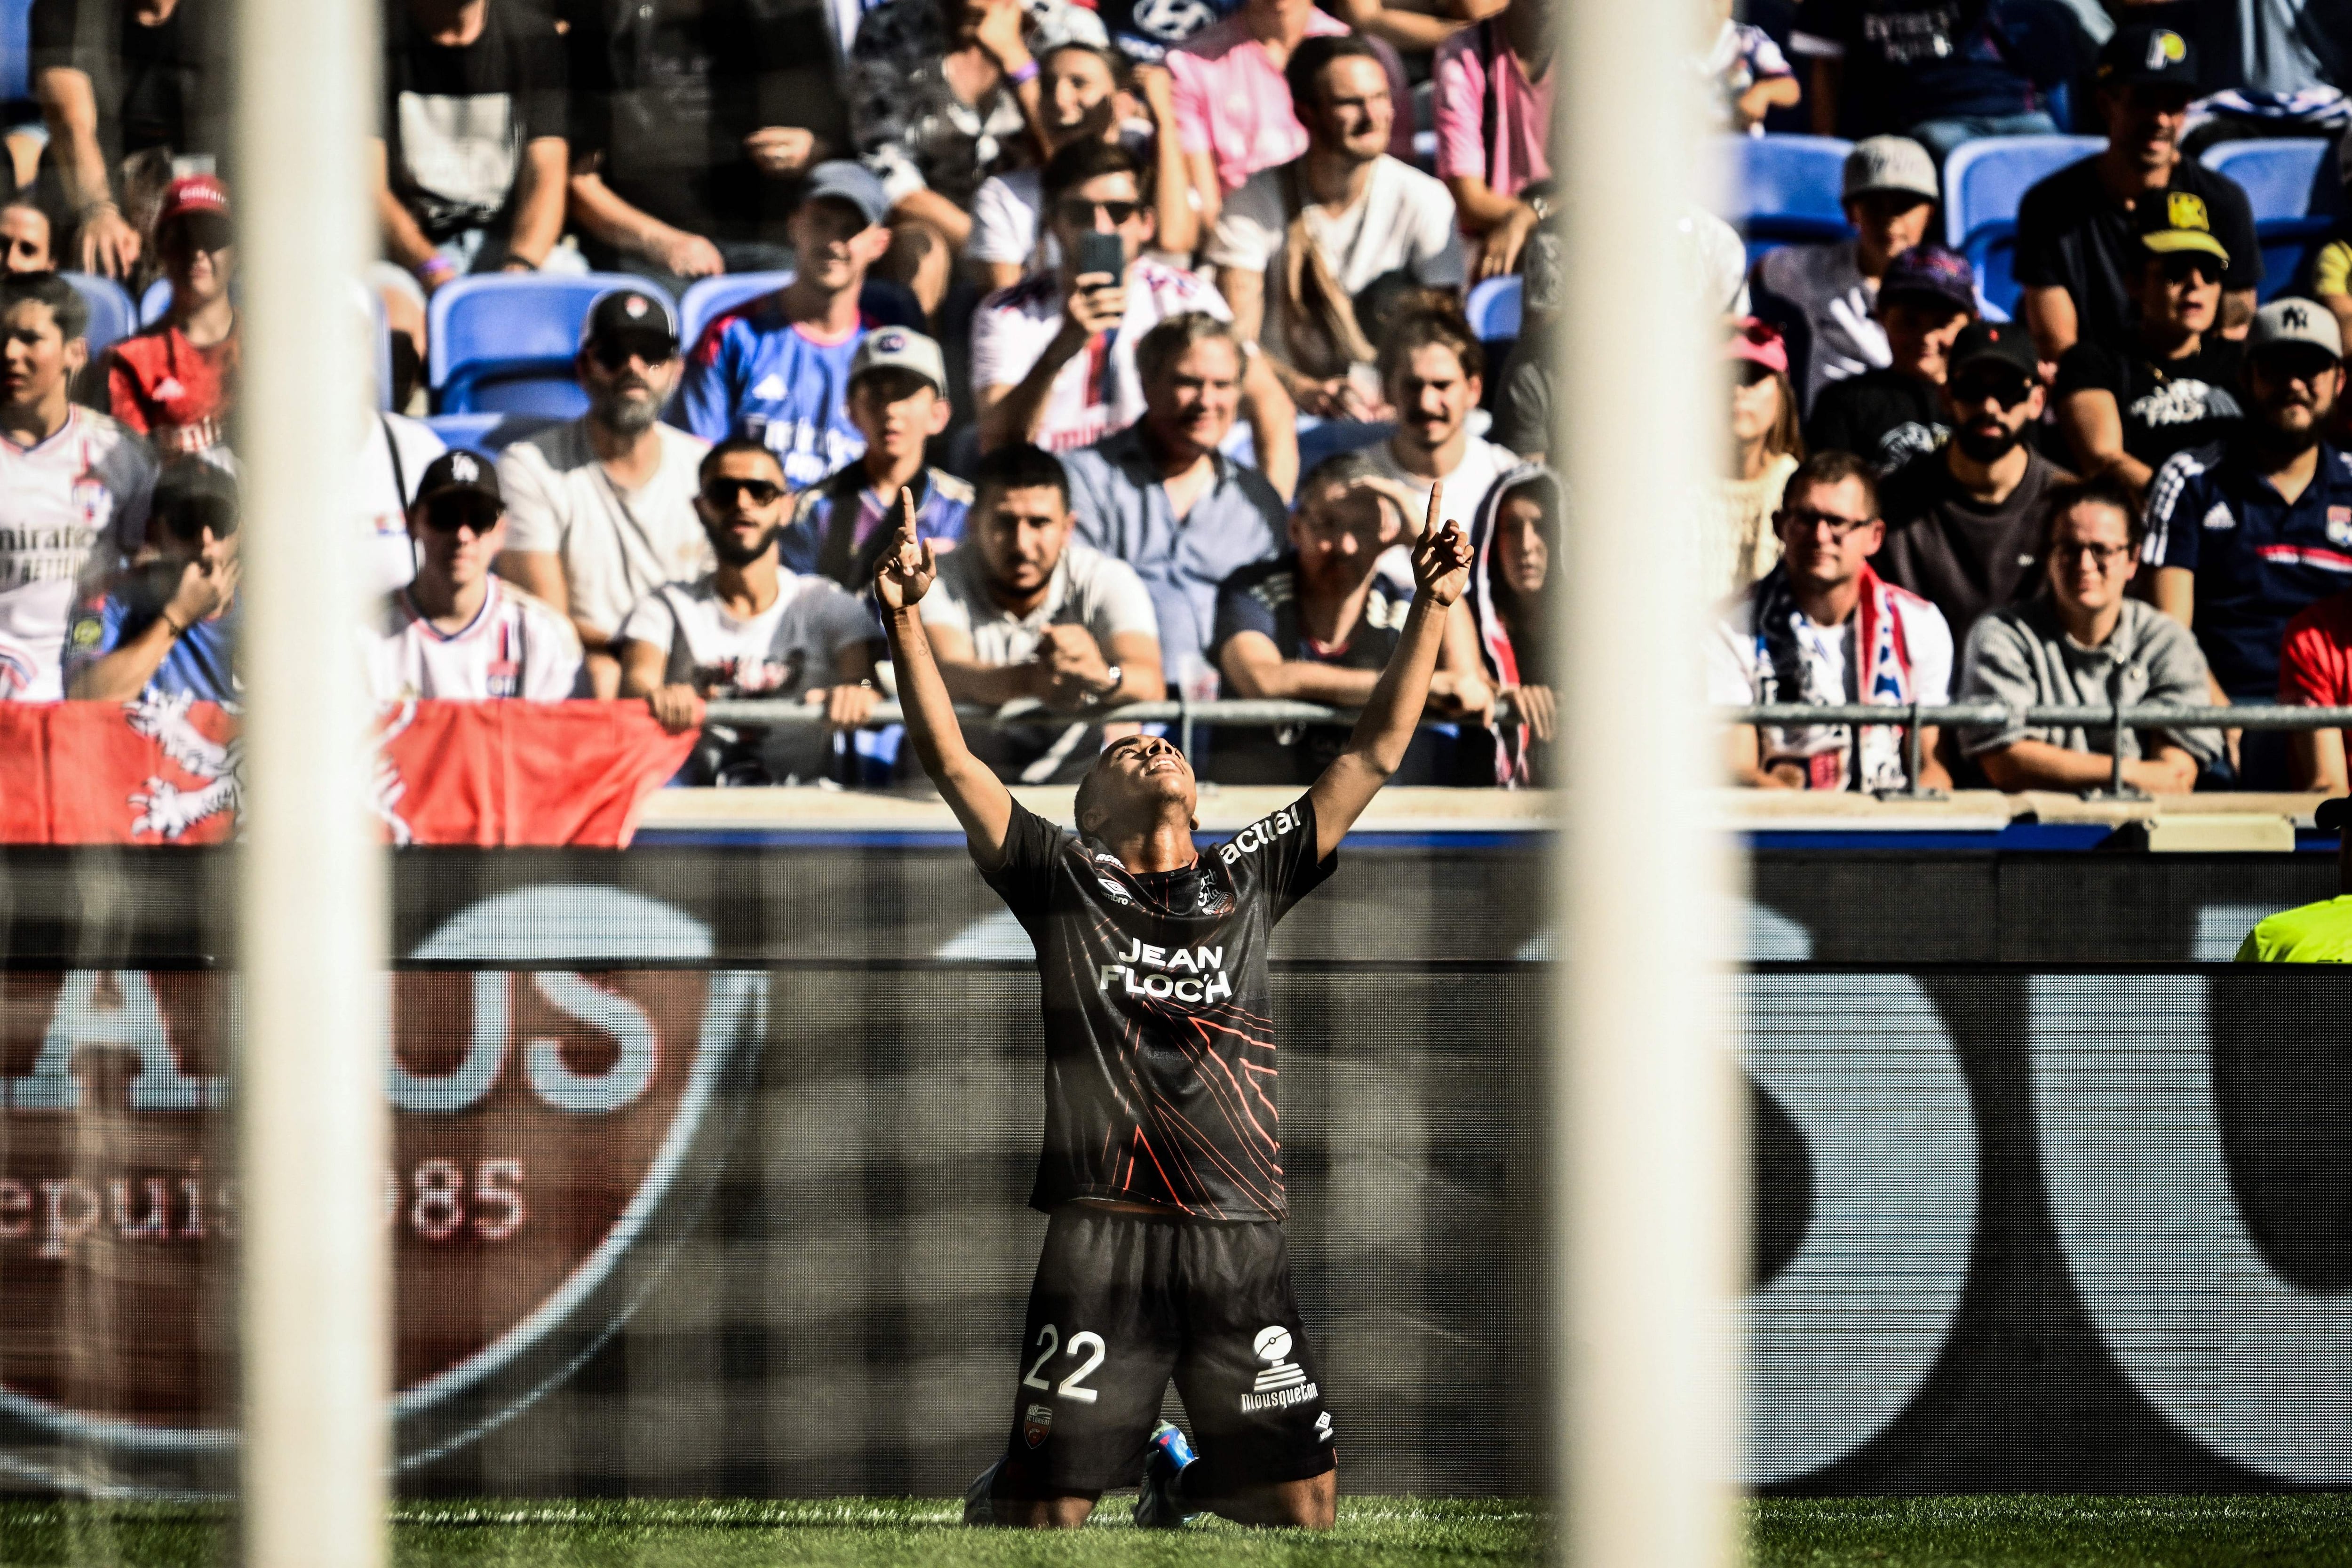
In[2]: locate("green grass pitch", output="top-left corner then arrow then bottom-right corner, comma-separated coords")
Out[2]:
7,1496 -> 2352,1566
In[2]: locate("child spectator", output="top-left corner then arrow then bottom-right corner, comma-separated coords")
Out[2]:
1433,0 -> 1557,279
105,174 -> 235,460
1804,243 -> 1976,473
1702,0 -> 1799,133
66,458 -> 238,701
780,327 -> 972,593
1,197 -> 53,273
1208,448 -> 1490,784
1710,449 -> 1955,793
1714,318 -> 1803,600
620,438 -> 884,785
1461,459 -> 1560,786
1959,474 -> 2218,792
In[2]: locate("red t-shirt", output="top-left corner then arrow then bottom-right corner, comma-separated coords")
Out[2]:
107,324 -> 238,458
2277,589 -> 2352,707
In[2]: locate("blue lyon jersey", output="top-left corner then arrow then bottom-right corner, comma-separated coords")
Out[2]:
677,300 -> 875,490
65,578 -> 240,703
2144,438 -> 2352,698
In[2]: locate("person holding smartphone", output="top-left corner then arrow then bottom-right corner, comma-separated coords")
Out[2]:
973,137 -> 1295,487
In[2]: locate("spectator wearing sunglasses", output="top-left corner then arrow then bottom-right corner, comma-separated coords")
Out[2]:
2053,196 -> 2244,501
1873,320 -> 2072,647
104,176 -> 237,461
619,438 -> 884,786
366,450 -> 584,703
497,286 -> 714,700
1958,474 -> 2217,792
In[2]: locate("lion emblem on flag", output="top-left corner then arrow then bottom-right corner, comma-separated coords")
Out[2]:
126,690 -> 242,840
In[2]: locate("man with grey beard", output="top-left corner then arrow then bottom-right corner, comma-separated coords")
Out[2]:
496,286 -> 716,696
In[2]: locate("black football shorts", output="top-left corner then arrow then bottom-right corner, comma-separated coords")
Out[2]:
993,1205 -> 1337,1498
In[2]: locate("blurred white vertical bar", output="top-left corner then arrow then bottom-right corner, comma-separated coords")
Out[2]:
234,0 -> 388,1553
1552,0 -> 1740,1563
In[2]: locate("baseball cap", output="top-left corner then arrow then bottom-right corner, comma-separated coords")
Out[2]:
2098,22 -> 2197,88
1879,244 -> 1977,314
414,449 -> 503,508
157,175 -> 231,246
2247,295 -> 2344,361
1842,136 -> 1938,204
2319,797 -> 2352,834
1948,320 -> 2038,379
151,459 -> 239,540
2134,189 -> 2231,267
850,326 -> 947,396
1726,318 -> 1789,375
803,160 -> 890,230
580,285 -> 680,354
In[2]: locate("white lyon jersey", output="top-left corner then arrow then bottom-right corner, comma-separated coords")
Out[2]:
617,571 -> 875,698
0,408 -> 157,669
365,577 -> 583,702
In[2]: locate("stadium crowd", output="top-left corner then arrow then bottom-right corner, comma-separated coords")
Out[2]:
0,0 -> 2350,792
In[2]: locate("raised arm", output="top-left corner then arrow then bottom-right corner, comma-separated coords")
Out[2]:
877,487 -> 1017,865
1305,484 -> 1472,858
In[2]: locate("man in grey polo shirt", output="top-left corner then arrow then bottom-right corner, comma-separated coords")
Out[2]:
921,443 -> 1167,784
1062,313 -> 1288,700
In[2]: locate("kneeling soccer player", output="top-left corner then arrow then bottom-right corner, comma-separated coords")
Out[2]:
873,458 -> 1475,1530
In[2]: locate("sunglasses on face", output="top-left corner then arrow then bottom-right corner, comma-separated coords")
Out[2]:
591,333 -> 677,371
421,498 -> 503,533
1731,360 -> 1775,388
1057,198 -> 1140,228
1952,374 -> 2034,409
702,477 -> 784,508
2157,254 -> 2223,286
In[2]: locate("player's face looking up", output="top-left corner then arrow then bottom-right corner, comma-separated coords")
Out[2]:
1078,733 -> 1198,839
410,495 -> 505,586
1291,481 -> 1393,590
975,484 -> 1073,602
0,302 -> 81,417
696,450 -> 791,567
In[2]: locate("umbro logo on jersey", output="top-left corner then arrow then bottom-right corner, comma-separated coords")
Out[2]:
2202,502 -> 2235,531
751,374 -> 787,400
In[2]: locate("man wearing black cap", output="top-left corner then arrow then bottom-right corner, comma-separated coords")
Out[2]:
1874,318 -> 2072,645
498,285 -> 714,699
1804,242 -> 1978,473
65,461 -> 240,703
2147,298 -> 2352,786
2053,192 -> 2244,498
365,450 -> 584,702
2014,23 -> 2261,362
2237,797 -> 2352,961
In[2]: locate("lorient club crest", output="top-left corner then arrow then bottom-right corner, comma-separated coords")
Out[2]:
1024,1402 -> 1054,1447
0,883 -> 765,1492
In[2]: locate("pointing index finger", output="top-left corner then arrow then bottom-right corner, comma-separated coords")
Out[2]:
1424,481 -> 1443,540
900,486 -> 918,535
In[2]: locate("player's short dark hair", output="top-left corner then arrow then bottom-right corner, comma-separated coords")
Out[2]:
1134,312 -> 1242,387
1376,303 -> 1485,389
2040,472 -> 2144,553
1074,760 -> 1107,836
698,436 -> 787,487
0,270 -> 88,343
972,443 -> 1072,518
1285,33 -> 1383,115
1042,137 -> 1151,207
1780,449 -> 1881,521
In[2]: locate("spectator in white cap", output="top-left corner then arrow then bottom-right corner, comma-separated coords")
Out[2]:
496,285 -> 714,699
2148,297 -> 2352,786
780,326 -> 973,593
1751,134 -> 1939,413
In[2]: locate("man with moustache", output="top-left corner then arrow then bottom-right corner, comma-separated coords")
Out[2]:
1872,319 -> 2072,648
619,437 -> 883,785
2145,299 -> 2352,786
498,286 -> 714,697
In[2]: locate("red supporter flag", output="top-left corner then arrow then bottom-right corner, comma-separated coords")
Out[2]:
0,698 -> 696,847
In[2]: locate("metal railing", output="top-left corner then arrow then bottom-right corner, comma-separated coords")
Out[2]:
703,696 -> 1458,759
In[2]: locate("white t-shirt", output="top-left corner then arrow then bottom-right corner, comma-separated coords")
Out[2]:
1205,155 -> 1467,374
0,407 -> 157,675
1363,435 -> 1519,543
1752,240 -> 1889,406
920,537 -> 1159,663
0,627 -> 62,702
968,169 -> 1048,270
499,420 -> 715,640
365,576 -> 583,702
617,570 -> 876,699
970,257 -> 1232,453
357,413 -> 447,597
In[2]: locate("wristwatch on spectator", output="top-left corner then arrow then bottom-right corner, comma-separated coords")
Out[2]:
1084,666 -> 1123,705
1524,193 -> 1554,223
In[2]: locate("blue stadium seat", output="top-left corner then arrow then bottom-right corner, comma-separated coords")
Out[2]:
1465,275 -> 1522,345
679,271 -> 794,353
421,412 -> 561,454
0,0 -> 32,106
60,272 -> 138,357
1716,134 -> 1855,266
1941,135 -> 2103,318
428,272 -> 664,416
145,277 -> 392,409
139,278 -> 171,326
2201,139 -> 2344,302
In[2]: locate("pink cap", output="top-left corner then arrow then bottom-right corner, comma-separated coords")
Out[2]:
158,175 -> 230,229
1726,317 -> 1788,376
